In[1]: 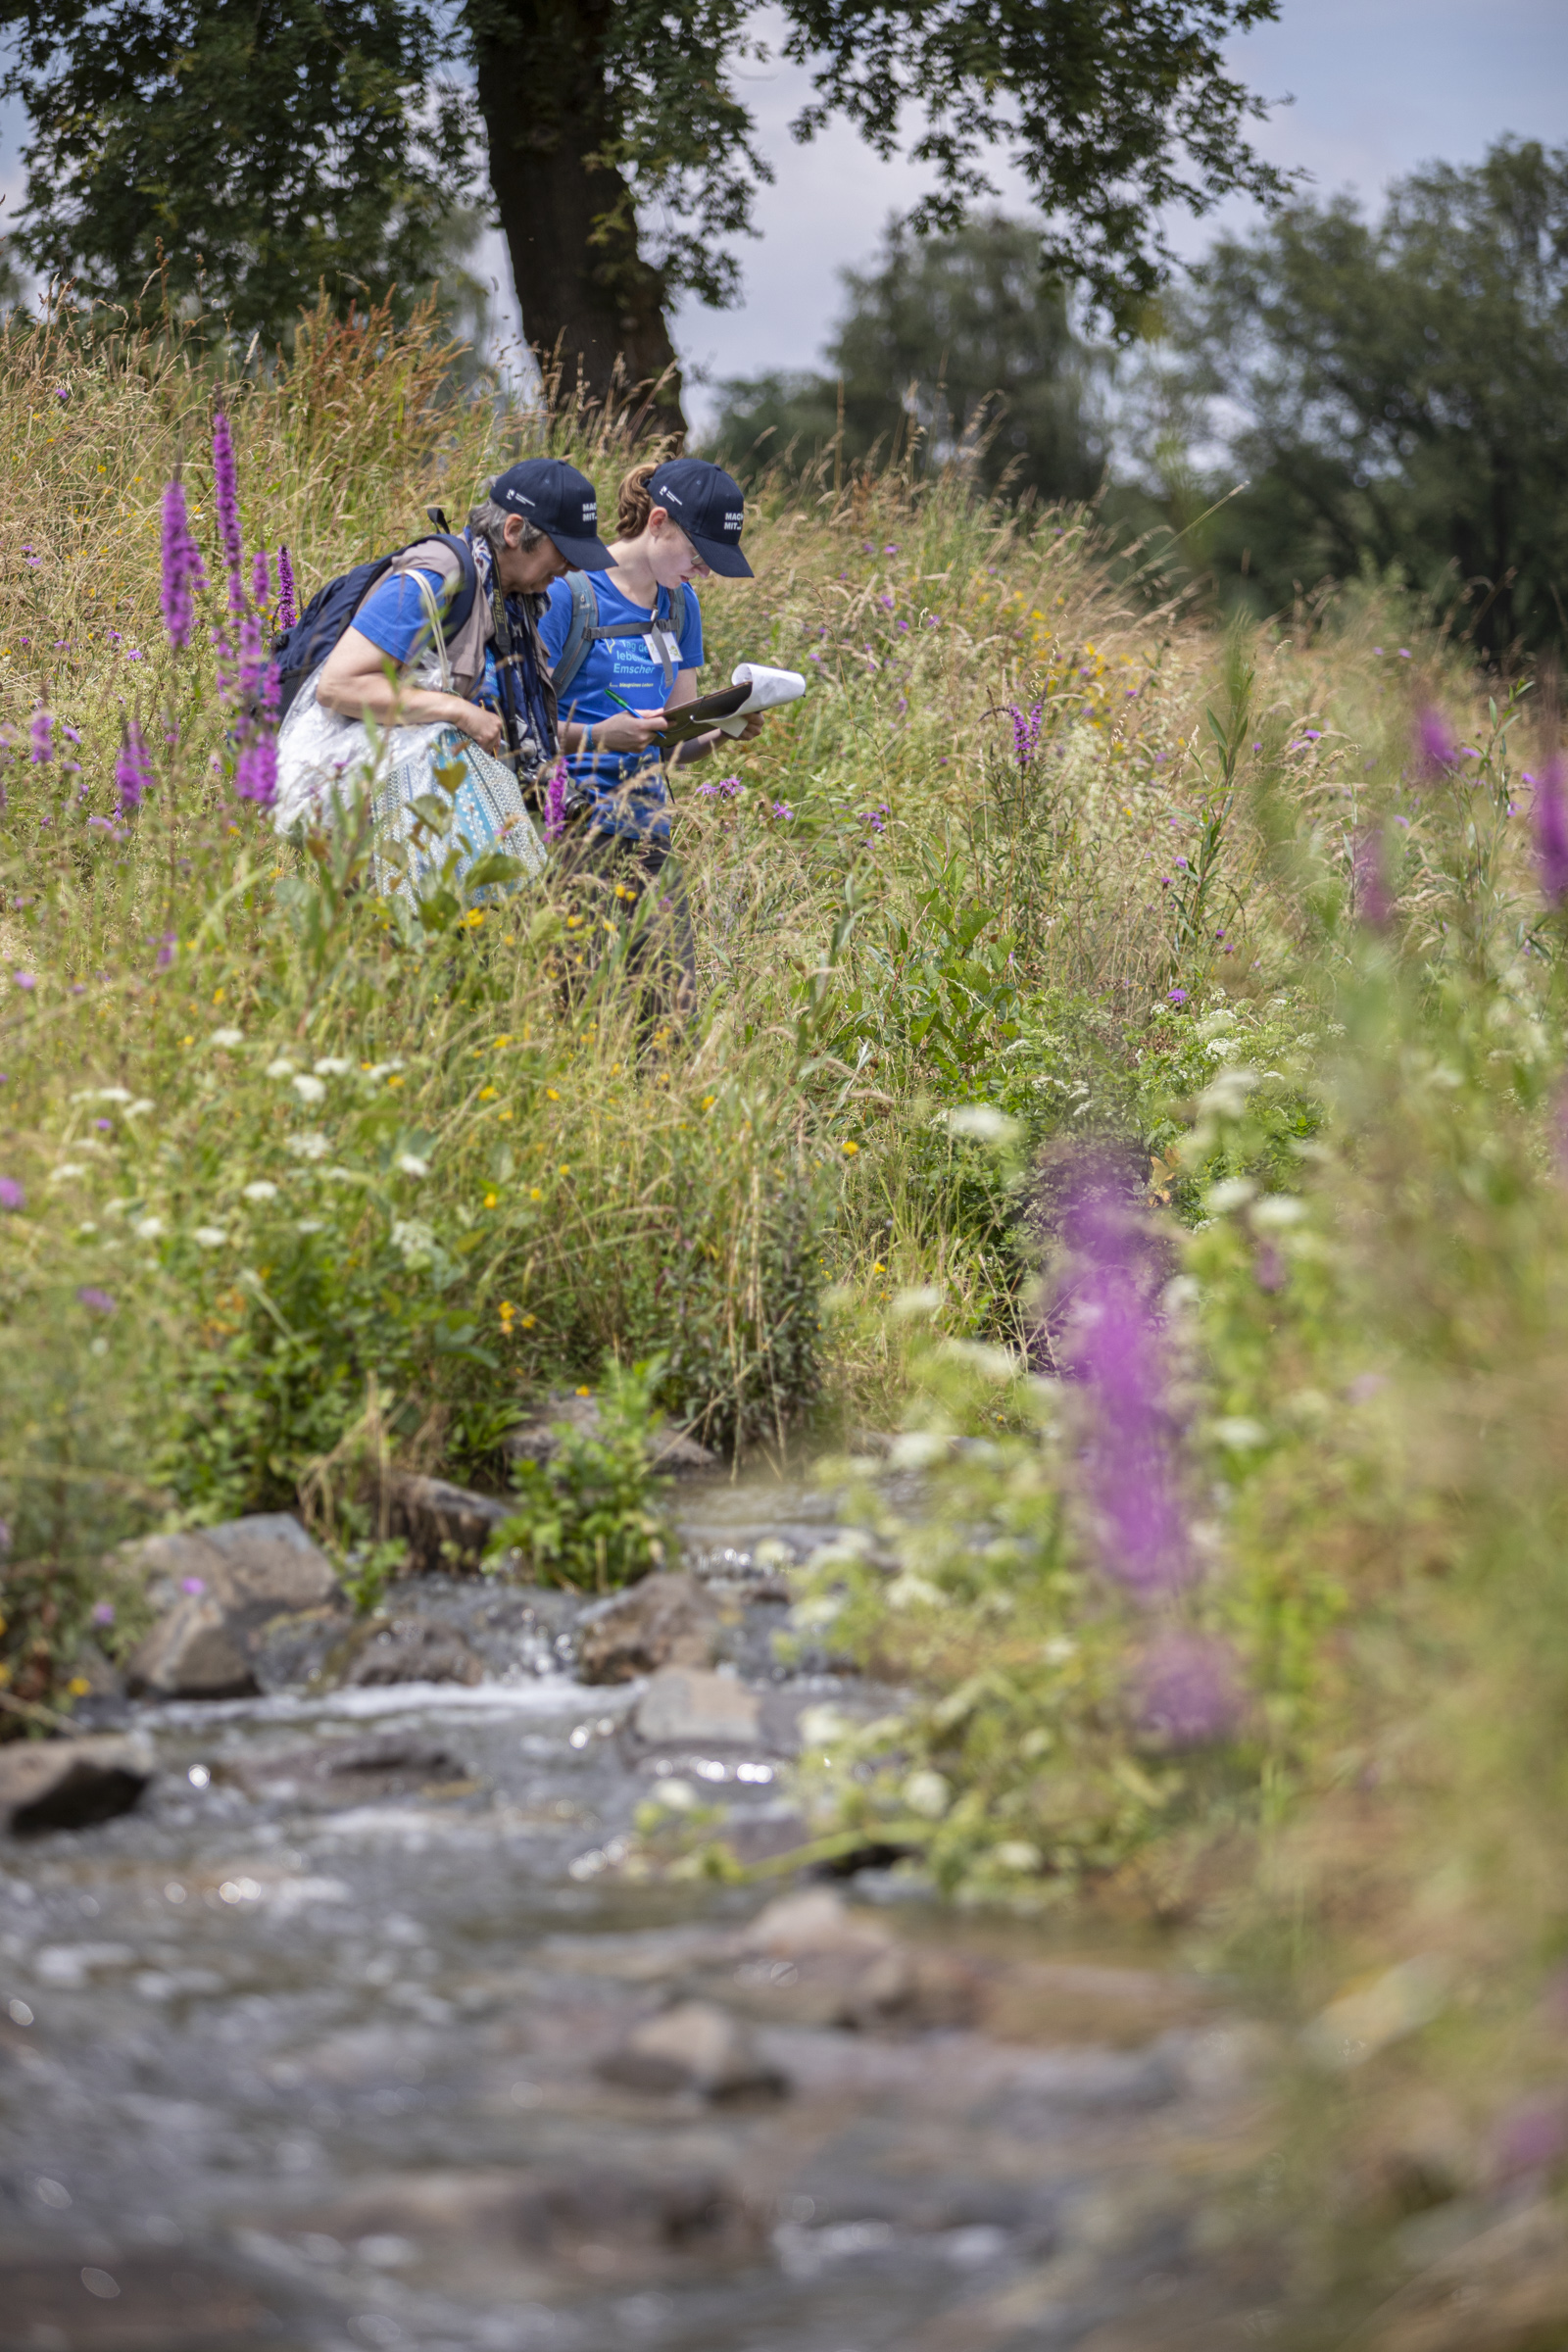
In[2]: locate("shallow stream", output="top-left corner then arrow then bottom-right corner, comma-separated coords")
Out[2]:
0,1472 -> 1279,2352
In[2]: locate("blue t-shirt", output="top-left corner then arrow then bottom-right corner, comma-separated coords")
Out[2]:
354,568 -> 447,666
538,572 -> 704,842
353,565 -> 551,752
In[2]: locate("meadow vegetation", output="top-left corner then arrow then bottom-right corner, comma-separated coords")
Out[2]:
3,294 -> 1568,2315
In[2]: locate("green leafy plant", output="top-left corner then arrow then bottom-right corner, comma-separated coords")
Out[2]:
485,1356 -> 674,1591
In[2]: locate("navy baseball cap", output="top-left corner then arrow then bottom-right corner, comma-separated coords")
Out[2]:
489,458 -> 613,568
647,458 -> 753,577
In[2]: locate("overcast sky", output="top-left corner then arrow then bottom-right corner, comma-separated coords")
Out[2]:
649,0 -> 1568,430
4,0 -> 1566,431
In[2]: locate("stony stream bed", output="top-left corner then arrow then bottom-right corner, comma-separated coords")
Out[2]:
0,1471 -> 1283,2352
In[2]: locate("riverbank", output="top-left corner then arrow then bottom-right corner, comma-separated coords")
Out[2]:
5,296 -> 1568,2341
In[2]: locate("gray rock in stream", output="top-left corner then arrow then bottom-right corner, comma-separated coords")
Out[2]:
599,1999 -> 787,2100
385,1472 -> 512,1573
338,1615 -> 487,1688
506,1392 -> 719,1475
0,1731 -> 153,1834
124,1515 -> 339,1699
633,1665 -> 762,1745
578,1571 -> 720,1684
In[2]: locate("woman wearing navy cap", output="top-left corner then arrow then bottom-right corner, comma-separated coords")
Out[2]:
537,455 -> 763,1034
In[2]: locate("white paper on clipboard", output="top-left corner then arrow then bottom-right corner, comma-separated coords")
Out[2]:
713,662 -> 808,736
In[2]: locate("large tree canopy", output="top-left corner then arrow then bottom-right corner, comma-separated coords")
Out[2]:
0,0 -> 1291,426
708,212 -> 1103,505
0,0 -> 471,340
1143,137 -> 1568,656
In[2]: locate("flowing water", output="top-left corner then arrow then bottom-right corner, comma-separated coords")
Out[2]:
0,1472 -> 1281,2352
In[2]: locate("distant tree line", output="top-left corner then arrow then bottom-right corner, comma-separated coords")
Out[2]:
707,138 -> 1568,660
0,0 -> 1288,432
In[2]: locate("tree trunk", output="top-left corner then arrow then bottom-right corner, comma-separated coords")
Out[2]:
467,0 -> 686,438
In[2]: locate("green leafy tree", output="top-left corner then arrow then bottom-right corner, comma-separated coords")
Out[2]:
708,212 -> 1104,503
0,0 -> 472,342
1145,137 -> 1568,656
1,0 -> 1291,426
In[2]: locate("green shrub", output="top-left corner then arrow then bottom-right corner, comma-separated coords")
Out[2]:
485,1356 -> 673,1591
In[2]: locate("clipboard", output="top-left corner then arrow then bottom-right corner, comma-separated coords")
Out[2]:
656,681 -> 753,749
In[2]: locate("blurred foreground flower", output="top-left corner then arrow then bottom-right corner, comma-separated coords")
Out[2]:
115,720 -> 153,816
1533,756 -> 1568,908
1134,1631 -> 1243,1745
1415,706 -> 1457,781
1059,1158 -> 1191,1595
1352,823 -> 1393,928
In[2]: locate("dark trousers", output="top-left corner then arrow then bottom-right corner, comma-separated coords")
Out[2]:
554,829 -> 698,1042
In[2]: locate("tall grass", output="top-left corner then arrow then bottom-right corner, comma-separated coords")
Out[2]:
9,291 -> 1568,2328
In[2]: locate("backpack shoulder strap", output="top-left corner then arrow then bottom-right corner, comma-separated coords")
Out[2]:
382,533 -> 478,641
551,570 -> 601,698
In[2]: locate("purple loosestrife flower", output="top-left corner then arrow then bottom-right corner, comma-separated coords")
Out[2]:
541,760 -> 569,843
251,547 -> 270,609
1534,756 -> 1568,909
276,544 -> 296,631
1415,706 -> 1457,781
1493,2097 -> 1568,2182
1009,700 -> 1043,770
1352,823 -> 1393,928
115,720 -> 153,816
160,479 -> 207,650
1058,1158 -> 1191,1596
29,707 -> 52,764
237,608 -> 267,708
235,737 -> 277,808
0,1177 -> 23,1210
1133,1631 -> 1243,1745
212,412 -> 243,594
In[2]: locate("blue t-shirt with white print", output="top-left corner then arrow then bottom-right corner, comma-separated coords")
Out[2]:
537,571 -> 704,843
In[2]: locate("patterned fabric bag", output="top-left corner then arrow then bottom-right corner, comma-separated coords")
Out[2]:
273,569 -> 546,906
368,725 -> 547,903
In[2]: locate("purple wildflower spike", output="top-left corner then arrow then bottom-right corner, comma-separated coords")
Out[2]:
1494,2097 -> 1568,2182
212,413 -> 243,597
29,708 -> 52,764
235,737 -> 277,808
276,545 -> 296,631
251,547 -> 270,609
541,759 -> 569,843
237,608 -> 267,708
1058,1157 -> 1192,1595
1133,1631 -> 1243,1745
115,721 -> 154,815
1415,707 -> 1457,780
160,479 -> 207,650
75,1286 -> 115,1314
0,1176 -> 23,1210
1009,700 -> 1044,770
1352,823 -> 1393,928
1535,756 -> 1568,909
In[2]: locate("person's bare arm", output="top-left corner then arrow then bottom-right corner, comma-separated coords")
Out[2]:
317,628 -> 503,755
